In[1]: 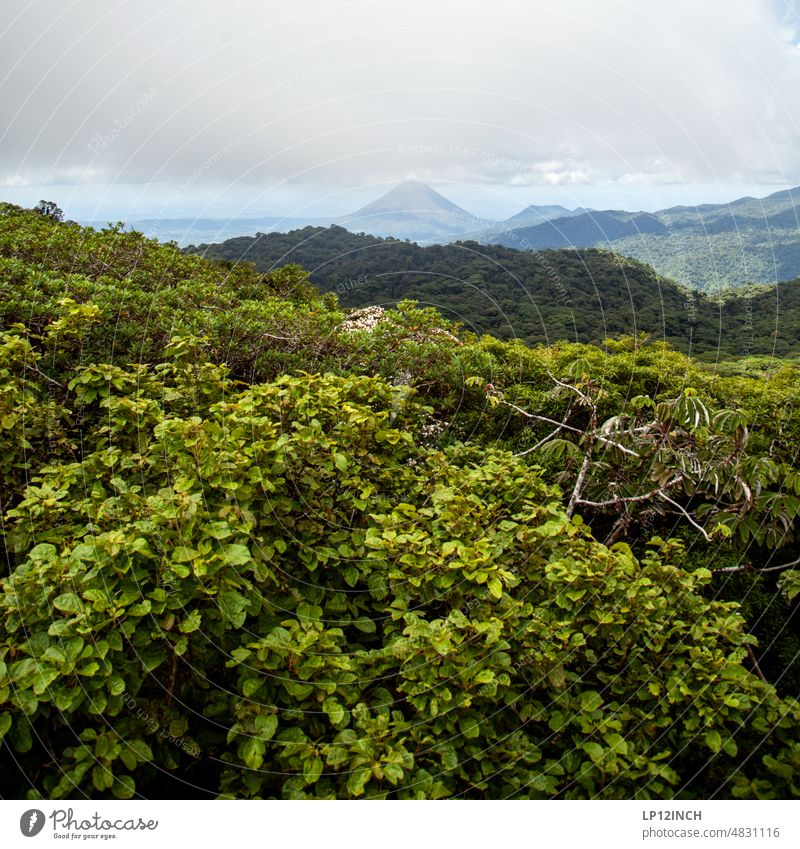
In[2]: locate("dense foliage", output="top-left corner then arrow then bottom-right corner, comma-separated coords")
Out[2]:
1,203 -> 799,800
187,225 -> 800,357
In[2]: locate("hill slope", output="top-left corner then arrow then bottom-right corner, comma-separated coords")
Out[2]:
187,225 -> 800,357
485,186 -> 800,290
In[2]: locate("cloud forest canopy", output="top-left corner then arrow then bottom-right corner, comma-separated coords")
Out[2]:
0,203 -> 799,800
187,225 -> 800,359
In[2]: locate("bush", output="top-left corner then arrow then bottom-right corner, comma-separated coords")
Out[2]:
1,349 -> 798,799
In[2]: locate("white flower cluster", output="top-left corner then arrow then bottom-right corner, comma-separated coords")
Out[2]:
420,418 -> 446,440
340,305 -> 386,331
340,306 -> 462,346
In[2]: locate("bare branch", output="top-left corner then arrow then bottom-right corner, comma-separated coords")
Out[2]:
762,557 -> 800,573
547,371 -> 591,403
658,493 -> 712,542
514,426 -> 564,457
575,475 -> 683,509
746,644 -> 768,683
499,399 -> 580,433
567,450 -> 593,518
258,331 -> 294,342
500,399 -> 640,457
595,435 -> 641,458
713,557 -> 800,575
26,364 -> 64,389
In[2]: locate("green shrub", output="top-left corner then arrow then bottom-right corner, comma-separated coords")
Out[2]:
1,350 -> 799,799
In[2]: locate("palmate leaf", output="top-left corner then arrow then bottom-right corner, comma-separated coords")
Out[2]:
675,393 -> 711,429
536,438 -> 581,461
713,408 -> 750,435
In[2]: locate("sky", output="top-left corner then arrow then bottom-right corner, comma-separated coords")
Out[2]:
2,0 -> 800,221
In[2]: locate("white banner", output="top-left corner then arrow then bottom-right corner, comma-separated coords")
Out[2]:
0,800 -> 796,849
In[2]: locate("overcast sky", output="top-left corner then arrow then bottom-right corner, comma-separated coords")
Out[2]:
2,0 -> 800,220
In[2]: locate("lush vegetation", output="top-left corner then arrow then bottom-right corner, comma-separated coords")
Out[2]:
2,202 -> 800,800
187,225 -> 800,358
483,186 -> 800,291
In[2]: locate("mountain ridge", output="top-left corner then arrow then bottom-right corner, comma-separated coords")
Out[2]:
86,179 -> 800,289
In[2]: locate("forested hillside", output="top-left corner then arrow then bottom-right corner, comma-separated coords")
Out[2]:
1,202 -> 800,801
483,187 -> 800,291
188,225 -> 800,357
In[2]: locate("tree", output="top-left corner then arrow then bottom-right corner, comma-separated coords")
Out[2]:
33,200 -> 63,222
477,367 -> 800,556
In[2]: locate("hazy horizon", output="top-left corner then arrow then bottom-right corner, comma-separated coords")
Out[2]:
3,1 -> 800,225
6,179 -> 796,226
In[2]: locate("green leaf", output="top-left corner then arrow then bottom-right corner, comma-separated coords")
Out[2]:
221,543 -> 251,566
53,593 -> 83,614
254,714 -> 278,741
29,543 -> 57,561
383,762 -> 404,785
582,742 -> 605,764
547,664 -> 566,689
128,740 -> 153,762
93,765 -> 114,791
242,677 -> 261,698
172,546 -> 198,563
580,690 -> 603,713
108,676 -> 126,696
219,590 -> 248,627
304,756 -> 323,785
459,717 -> 481,739
705,730 -> 722,754
43,646 -> 67,663
112,775 -> 136,799
323,698 -> 346,726
206,521 -> 233,540
347,767 -> 370,797
605,733 -> 629,756
127,600 -> 151,616
241,736 -> 266,770
179,609 -> 202,633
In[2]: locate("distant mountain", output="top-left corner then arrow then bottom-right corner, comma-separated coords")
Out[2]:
94,182 -> 800,290
472,203 -> 588,244
484,186 -> 800,290
337,180 -> 480,242
89,181 -> 484,246
186,225 -> 800,357
501,204 -> 587,228
609,187 -> 800,290
486,210 -> 668,250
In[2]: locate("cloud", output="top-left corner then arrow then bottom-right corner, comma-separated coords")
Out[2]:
1,0 -> 799,210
